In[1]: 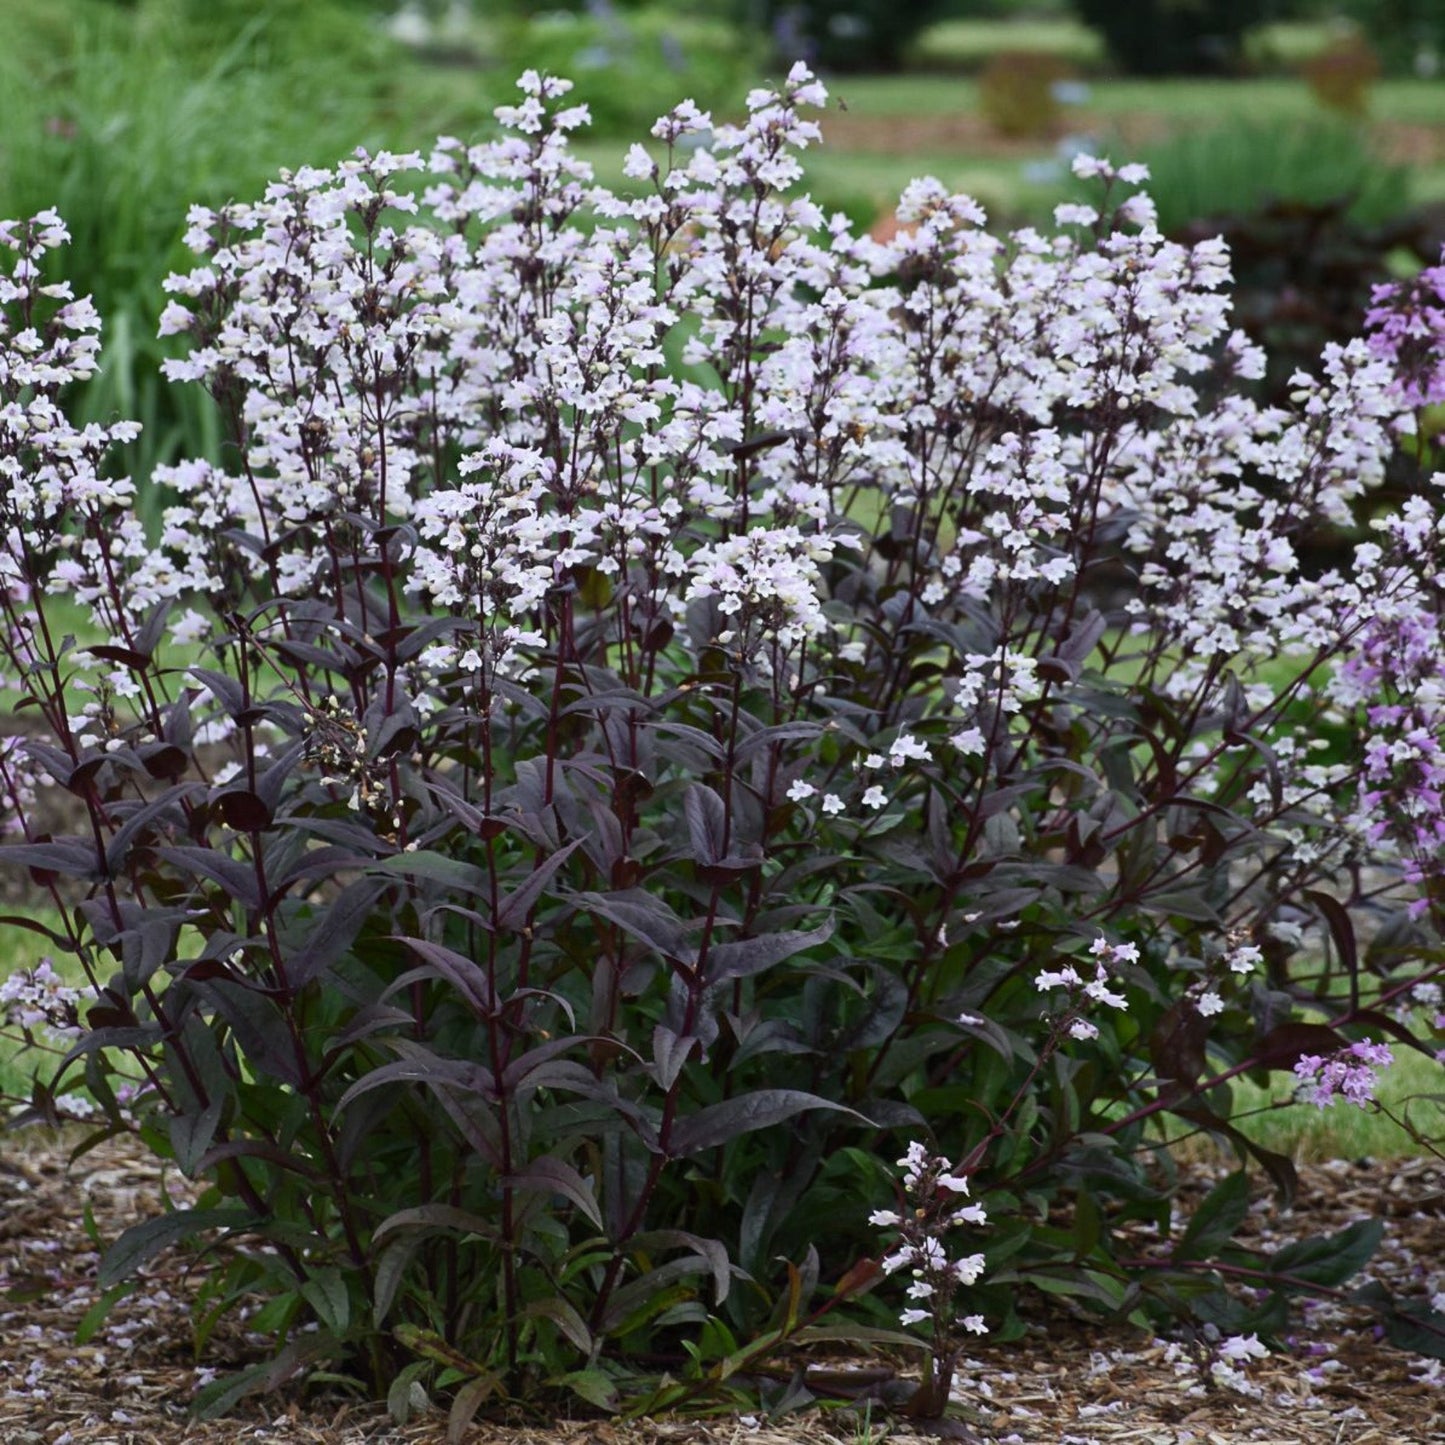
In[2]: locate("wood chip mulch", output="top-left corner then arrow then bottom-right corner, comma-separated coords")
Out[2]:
2,1130 -> 1444,1444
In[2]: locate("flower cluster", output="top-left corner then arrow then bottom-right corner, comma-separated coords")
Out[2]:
1164,1328 -> 1270,1397
1035,938 -> 1136,1042
872,1142 -> 988,1336
0,959 -> 82,1042
1293,1040 -> 1394,1109
1364,247 -> 1445,408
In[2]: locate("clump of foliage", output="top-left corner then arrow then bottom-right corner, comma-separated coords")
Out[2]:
498,4 -> 758,137
759,0 -> 949,72
1301,35 -> 1381,118
977,50 -> 1068,138
4,66 -> 1445,1431
1087,119 -> 1413,237
1074,0 -> 1265,75
1330,0 -> 1445,75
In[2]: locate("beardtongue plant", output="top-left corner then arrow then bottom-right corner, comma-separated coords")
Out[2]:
4,63 -> 1445,1426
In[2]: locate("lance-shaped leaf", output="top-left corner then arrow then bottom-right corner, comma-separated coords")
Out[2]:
503,1156 -> 604,1231
684,782 -> 728,865
668,1089 -> 869,1156
374,1203 -> 500,1245
1269,1217 -> 1383,1291
496,838 -> 583,932
390,937 -> 496,1018
157,846 -> 263,911
1175,1170 -> 1250,1263
98,1207 -> 252,1290
288,877 -> 389,989
574,888 -> 693,964
702,919 -> 832,988
0,839 -> 104,882
371,850 -> 491,897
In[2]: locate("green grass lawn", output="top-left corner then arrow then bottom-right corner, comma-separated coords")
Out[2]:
727,73 -> 1445,226
820,73 -> 1445,127
1166,1044 -> 1444,1164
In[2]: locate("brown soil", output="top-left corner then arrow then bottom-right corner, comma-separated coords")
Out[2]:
820,109 -> 1445,170
2,1132 -> 1444,1443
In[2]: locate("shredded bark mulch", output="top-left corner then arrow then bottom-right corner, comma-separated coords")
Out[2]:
2,1130 -> 1443,1444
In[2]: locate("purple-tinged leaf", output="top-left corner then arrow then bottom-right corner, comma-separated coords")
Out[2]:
668,1090 -> 868,1156
651,1025 -> 697,1090
496,838 -> 583,932
288,877 -> 389,989
503,1156 -> 604,1230
1254,1020 -> 1347,1071
391,937 -> 496,1018
522,1297 -> 593,1356
85,643 -> 151,670
188,666 -> 248,721
0,839 -> 103,882
574,888 -> 692,964
684,782 -> 728,865
169,1098 -> 224,1175
214,788 -> 272,832
702,920 -> 832,988
196,1139 -> 324,1182
371,850 -> 490,897
103,783 -> 198,875
1304,889 -> 1358,1006
373,1204 -> 499,1244
157,846 -> 263,911
1150,1001 -> 1210,1087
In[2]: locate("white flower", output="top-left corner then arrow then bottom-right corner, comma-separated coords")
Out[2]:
1218,1333 -> 1268,1362
786,779 -> 816,802
861,784 -> 887,810
821,793 -> 845,816
951,1253 -> 986,1285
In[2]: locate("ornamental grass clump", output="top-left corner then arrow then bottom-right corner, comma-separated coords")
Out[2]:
5,65 -> 1445,1427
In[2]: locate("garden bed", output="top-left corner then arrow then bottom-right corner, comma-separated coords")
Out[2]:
2,1130 -> 1441,1444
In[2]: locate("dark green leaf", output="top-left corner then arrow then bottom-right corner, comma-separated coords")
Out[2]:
1270,1218 -> 1383,1290
1176,1171 -> 1250,1263
99,1208 -> 252,1290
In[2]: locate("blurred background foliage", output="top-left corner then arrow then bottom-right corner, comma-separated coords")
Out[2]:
1,0 -> 1442,516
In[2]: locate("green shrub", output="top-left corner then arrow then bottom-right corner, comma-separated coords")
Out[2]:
906,17 -> 1106,73
759,0 -> 950,72
1088,118 -> 1413,236
1075,0 -> 1266,75
977,50 -> 1069,137
1301,35 -> 1382,116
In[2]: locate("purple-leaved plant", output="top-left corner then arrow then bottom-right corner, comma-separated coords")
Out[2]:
1,64 -> 1445,1426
